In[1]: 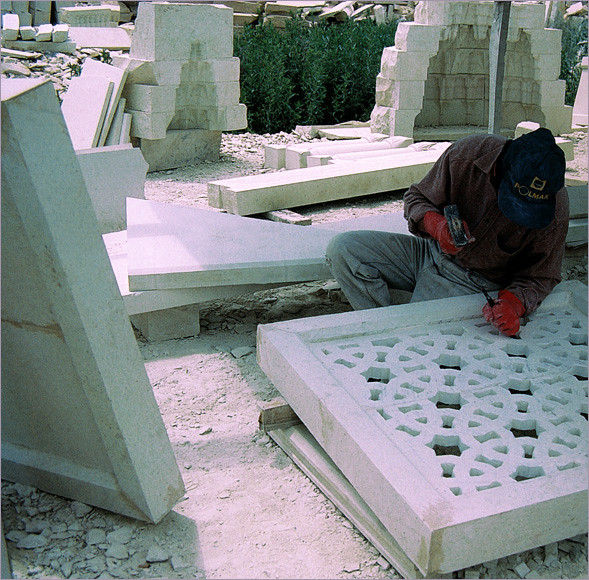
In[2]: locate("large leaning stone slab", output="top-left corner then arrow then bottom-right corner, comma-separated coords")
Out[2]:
130,1 -> 233,62
257,280 -> 588,576
61,75 -> 113,149
210,148 -> 446,215
80,57 -> 128,147
126,198 -> 335,291
1,78 -> 184,523
76,144 -> 148,233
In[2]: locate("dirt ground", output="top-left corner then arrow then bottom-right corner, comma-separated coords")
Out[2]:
2,129 -> 588,580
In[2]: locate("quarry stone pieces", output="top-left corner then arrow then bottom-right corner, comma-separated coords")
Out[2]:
371,0 -> 573,137
257,280 -> 588,576
1,78 -> 184,523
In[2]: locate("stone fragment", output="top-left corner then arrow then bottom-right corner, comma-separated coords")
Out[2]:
86,528 -> 106,546
35,23 -> 53,41
2,13 -> 20,40
25,519 -> 50,534
231,346 -> 254,358
105,543 -> 129,559
146,544 -> 169,563
17,534 -> 49,549
514,562 -> 531,578
171,555 -> 190,570
19,26 -> 36,40
106,526 -> 133,544
71,501 -> 93,517
52,23 -> 69,43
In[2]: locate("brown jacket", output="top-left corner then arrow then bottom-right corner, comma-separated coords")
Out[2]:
404,133 -> 569,314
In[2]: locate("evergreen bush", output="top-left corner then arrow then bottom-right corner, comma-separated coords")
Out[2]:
234,17 -> 399,134
555,14 -> 588,106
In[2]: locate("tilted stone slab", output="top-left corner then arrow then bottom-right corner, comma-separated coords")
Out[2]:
80,58 -> 128,147
60,75 -> 113,149
126,198 -> 335,291
209,148 -> 446,215
1,78 -> 184,523
257,281 -> 588,576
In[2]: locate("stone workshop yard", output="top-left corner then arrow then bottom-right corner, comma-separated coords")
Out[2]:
2,128 -> 588,580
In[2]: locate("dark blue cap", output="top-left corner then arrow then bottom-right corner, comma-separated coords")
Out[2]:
498,128 -> 566,229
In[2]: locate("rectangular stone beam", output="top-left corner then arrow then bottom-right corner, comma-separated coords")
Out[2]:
208,148 -> 447,215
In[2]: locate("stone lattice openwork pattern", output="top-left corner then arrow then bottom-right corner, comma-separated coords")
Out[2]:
257,281 -> 588,575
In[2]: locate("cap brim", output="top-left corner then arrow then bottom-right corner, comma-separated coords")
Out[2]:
498,179 -> 556,229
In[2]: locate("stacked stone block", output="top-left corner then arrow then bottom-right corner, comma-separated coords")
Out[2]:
115,2 -> 247,171
371,1 -> 572,138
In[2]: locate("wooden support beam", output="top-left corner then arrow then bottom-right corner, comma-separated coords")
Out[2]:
488,1 -> 511,135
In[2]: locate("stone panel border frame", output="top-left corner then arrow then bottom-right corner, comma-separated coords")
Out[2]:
257,281 -> 588,575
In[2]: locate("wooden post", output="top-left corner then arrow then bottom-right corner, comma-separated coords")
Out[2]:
488,1 -> 511,135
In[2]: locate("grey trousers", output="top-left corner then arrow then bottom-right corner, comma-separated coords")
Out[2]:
325,231 -> 502,310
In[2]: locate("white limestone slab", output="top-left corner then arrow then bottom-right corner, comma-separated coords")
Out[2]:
1,78 -> 184,523
61,75 -> 113,149
210,148 -> 445,216
573,56 -> 588,126
80,57 -> 128,147
104,97 -> 126,146
257,280 -> 588,576
104,230 -> 293,316
126,198 -> 335,291
76,144 -> 148,233
67,26 -> 131,50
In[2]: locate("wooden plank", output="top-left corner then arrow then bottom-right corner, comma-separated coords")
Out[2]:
258,398 -> 302,431
268,423 -> 424,580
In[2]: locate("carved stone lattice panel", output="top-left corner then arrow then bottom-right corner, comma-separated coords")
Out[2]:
257,281 -> 588,576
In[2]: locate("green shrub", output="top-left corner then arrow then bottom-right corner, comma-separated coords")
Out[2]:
234,17 -> 399,134
555,14 -> 588,105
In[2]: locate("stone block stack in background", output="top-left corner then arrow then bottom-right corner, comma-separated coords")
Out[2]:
113,1 -> 247,172
371,0 -> 573,138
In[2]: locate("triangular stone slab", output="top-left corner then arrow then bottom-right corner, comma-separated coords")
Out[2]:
126,198 -> 336,291
1,78 -> 184,523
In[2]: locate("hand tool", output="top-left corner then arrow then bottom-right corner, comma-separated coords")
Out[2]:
443,204 -> 469,247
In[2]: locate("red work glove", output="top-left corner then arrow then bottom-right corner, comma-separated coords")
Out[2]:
421,211 -> 472,255
482,290 -> 525,336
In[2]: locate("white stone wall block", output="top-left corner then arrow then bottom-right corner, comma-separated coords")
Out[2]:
35,23 -> 53,41
394,22 -> 442,53
123,84 -> 177,115
2,12 -> 19,40
510,1 -> 545,31
130,2 -> 233,62
525,27 -> 563,56
370,105 -> 419,138
179,58 -> 241,84
537,80 -> 567,108
532,53 -> 562,81
375,76 -> 425,110
175,81 -> 240,109
52,23 -> 69,43
541,105 -> 573,136
380,47 -> 430,81
128,110 -> 175,140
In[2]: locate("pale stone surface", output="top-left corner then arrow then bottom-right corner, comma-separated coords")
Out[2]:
122,84 -> 176,114
128,109 -> 175,140
19,25 -> 36,40
131,304 -> 200,341
179,58 -> 240,84
257,280 -> 588,576
1,40 -> 77,54
126,198 -> 335,291
170,104 -> 247,131
210,147 -> 448,215
264,143 -> 287,170
104,97 -> 126,146
130,2 -> 233,62
60,5 -> 115,27
573,57 -> 588,126
104,230 -> 293,318
175,81 -> 240,108
61,75 -> 113,149
2,12 -> 19,40
80,58 -> 128,146
139,129 -> 221,172
67,26 -> 131,50
52,23 -> 69,43
35,23 -> 52,41
1,78 -> 184,523
76,144 -> 148,233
